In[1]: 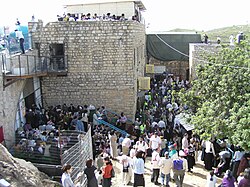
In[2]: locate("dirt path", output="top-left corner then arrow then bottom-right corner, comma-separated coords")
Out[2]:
109,158 -> 222,187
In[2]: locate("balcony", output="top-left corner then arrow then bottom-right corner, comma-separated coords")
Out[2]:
1,52 -> 68,88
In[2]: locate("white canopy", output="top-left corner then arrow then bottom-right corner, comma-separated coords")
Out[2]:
175,113 -> 194,131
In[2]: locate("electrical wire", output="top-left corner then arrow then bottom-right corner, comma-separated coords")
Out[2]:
155,34 -> 250,70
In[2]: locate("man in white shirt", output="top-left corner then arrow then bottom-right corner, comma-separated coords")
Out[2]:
122,135 -> 131,156
182,133 -> 189,150
158,118 -> 166,129
151,147 -> 161,185
135,136 -> 148,162
159,151 -> 173,187
149,132 -> 162,151
15,29 -> 25,54
151,121 -> 158,128
135,137 -> 148,152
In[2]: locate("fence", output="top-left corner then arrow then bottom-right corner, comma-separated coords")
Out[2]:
61,125 -> 93,186
1,53 -> 68,75
13,127 -> 90,184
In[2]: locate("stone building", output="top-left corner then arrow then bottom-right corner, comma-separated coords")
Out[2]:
0,0 -> 146,148
189,43 -> 221,80
30,20 -> 146,119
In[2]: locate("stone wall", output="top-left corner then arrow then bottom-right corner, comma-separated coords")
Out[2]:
31,21 -> 146,119
0,67 -> 25,147
149,57 -> 189,80
189,43 -> 221,80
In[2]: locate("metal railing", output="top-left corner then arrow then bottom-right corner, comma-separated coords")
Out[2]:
1,54 -> 68,75
97,118 -> 129,136
61,125 -> 93,186
13,128 -> 88,183
106,109 -> 134,123
1,53 -> 68,87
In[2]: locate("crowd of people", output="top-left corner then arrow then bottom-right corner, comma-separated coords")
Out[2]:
57,12 -> 139,22
84,74 -> 249,187
18,73 -> 249,187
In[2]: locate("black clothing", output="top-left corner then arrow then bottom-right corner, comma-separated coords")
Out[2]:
134,173 -> 145,187
84,166 -> 98,187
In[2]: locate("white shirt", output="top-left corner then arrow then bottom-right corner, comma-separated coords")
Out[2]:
152,121 -> 158,128
122,137 -> 131,148
233,151 -> 245,161
38,146 -> 44,154
229,35 -> 234,45
150,135 -> 162,150
119,155 -> 130,167
132,157 -> 145,174
151,151 -> 161,169
82,113 -> 88,122
69,17 -> 75,21
171,152 -> 179,160
205,141 -> 215,155
158,120 -> 166,128
159,158 -> 173,174
61,173 -> 75,187
15,31 -> 24,39
166,103 -> 172,109
206,174 -> 217,187
135,141 -> 148,152
182,137 -> 189,149
130,148 -> 136,158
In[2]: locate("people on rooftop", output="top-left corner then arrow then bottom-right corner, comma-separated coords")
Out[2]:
58,12 -> 135,22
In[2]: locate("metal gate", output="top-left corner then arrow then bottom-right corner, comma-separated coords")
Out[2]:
61,125 -> 93,187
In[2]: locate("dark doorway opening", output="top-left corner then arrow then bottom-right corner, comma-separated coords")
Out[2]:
24,92 -> 35,110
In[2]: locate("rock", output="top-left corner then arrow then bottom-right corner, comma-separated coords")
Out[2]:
0,144 -> 61,187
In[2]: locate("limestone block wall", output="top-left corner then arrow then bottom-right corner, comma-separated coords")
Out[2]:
189,44 -> 221,80
32,21 -> 146,119
0,71 -> 25,147
149,57 -> 189,80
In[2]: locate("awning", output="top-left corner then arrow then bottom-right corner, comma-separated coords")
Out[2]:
146,33 -> 202,61
175,113 -> 194,131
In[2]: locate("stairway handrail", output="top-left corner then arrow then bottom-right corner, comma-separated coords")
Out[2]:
96,118 -> 129,136
105,109 -> 134,123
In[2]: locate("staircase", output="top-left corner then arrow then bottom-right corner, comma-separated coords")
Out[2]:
95,109 -> 135,136
96,119 -> 129,136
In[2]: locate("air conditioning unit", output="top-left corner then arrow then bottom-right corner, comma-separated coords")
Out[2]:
146,64 -> 154,74
138,77 -> 150,90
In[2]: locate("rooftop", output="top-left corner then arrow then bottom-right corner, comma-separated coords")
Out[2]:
64,0 -> 146,10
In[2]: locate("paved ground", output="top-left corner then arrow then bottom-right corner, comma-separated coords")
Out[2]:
108,157 -> 222,187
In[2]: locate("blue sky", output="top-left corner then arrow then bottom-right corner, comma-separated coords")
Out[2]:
0,0 -> 249,32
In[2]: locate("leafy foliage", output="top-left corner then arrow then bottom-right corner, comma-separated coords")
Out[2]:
179,40 -> 250,150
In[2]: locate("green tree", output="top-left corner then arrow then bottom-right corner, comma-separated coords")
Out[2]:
180,40 -> 250,150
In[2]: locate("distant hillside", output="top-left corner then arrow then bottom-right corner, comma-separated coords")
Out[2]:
168,28 -> 198,33
205,24 -> 250,43
168,24 -> 250,43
